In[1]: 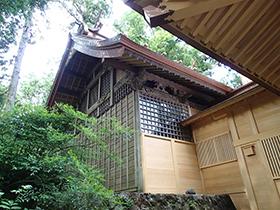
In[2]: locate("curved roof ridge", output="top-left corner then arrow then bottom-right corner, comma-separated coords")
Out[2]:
72,33 -> 232,93
118,34 -> 232,93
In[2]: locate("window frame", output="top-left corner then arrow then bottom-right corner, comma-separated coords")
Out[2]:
86,64 -> 114,116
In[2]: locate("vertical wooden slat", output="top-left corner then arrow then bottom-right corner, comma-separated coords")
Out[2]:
125,94 -> 129,189
261,135 -> 280,178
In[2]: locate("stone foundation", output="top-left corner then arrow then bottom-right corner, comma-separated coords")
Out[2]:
118,193 -> 236,210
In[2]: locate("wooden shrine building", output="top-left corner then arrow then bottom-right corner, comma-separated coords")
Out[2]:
48,31 -> 231,191
48,28 -> 280,209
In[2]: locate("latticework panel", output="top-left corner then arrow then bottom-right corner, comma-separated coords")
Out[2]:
114,83 -> 133,104
88,83 -> 98,108
100,71 -> 111,98
99,97 -> 111,115
261,135 -> 280,178
79,91 -> 137,192
139,93 -> 191,140
196,139 -> 217,167
196,133 -> 237,168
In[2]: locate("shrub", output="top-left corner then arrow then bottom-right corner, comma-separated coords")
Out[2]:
0,104 -> 130,209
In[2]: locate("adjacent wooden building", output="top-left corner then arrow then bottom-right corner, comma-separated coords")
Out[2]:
48,30 -> 280,210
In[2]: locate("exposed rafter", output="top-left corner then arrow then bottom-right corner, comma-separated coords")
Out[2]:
163,0 -> 244,21
125,0 -> 280,95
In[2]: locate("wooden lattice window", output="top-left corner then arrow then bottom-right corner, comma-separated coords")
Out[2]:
88,83 -> 98,108
261,135 -> 280,178
114,84 -> 132,104
100,70 -> 111,98
196,133 -> 237,168
139,94 -> 190,140
87,65 -> 114,114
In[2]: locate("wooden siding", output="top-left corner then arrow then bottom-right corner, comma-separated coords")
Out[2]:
141,134 -> 202,194
192,90 -> 280,210
192,116 -> 249,210
80,91 -> 138,192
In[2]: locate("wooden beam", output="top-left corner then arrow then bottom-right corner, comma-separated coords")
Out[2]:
266,67 -> 280,81
258,52 -> 280,77
181,85 -> 264,126
234,7 -> 280,61
166,0 -> 245,21
143,5 -> 173,27
250,37 -> 280,70
224,1 -> 273,55
47,35 -> 74,107
204,3 -> 239,43
243,25 -> 280,66
57,86 -> 81,98
192,10 -> 214,36
271,73 -> 280,85
65,70 -> 86,80
215,0 -> 262,50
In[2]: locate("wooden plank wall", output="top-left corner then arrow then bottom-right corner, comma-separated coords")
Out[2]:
141,134 -> 202,194
192,117 -> 250,210
230,90 -> 280,210
192,90 -> 280,210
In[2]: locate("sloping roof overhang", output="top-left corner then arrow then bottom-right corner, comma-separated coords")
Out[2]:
181,83 -> 265,126
47,33 -> 232,107
124,0 -> 280,95
72,34 -> 231,93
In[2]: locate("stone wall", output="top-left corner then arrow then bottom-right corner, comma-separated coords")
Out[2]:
118,193 -> 236,210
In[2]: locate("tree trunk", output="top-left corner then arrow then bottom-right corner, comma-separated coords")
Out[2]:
5,15 -> 32,111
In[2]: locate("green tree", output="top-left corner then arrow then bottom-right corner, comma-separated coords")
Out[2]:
17,72 -> 55,105
0,85 -> 6,110
113,11 -> 149,46
149,29 -> 215,74
59,0 -> 112,33
114,11 -> 216,74
0,104 -> 130,209
0,0 -> 48,52
2,0 -> 49,111
3,0 -> 112,111
220,69 -> 243,88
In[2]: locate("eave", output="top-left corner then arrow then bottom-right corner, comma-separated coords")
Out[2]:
124,0 -> 280,96
47,33 -> 233,107
181,83 -> 265,126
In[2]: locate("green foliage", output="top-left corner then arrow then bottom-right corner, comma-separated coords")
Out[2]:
0,191 -> 21,210
220,69 -> 243,88
114,11 -> 217,74
59,0 -> 112,30
17,72 -> 54,105
0,0 -> 47,19
0,104 -> 131,209
113,11 -> 149,46
0,0 -> 48,52
149,29 -> 215,74
74,0 -> 111,28
0,85 -> 7,109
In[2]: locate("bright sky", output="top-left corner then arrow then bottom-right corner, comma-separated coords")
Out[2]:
20,0 -> 129,80
17,0 -> 249,87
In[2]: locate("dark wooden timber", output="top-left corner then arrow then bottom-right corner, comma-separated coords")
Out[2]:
142,5 -> 173,27
47,33 -> 74,107
47,32 -> 234,107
